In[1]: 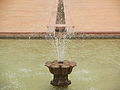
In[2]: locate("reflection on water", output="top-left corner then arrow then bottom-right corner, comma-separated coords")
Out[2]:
0,39 -> 120,90
50,86 -> 72,90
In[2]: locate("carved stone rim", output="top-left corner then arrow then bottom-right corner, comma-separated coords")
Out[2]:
45,60 -> 76,68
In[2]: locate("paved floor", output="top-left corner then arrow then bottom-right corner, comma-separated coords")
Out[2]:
0,0 -> 120,33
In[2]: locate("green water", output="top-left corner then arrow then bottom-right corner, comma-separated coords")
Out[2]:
0,39 -> 120,90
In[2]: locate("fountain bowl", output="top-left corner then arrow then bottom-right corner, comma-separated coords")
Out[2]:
45,60 -> 76,86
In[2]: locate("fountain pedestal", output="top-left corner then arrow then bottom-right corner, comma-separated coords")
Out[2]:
45,60 -> 76,86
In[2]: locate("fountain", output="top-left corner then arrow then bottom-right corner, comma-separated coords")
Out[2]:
45,0 -> 76,86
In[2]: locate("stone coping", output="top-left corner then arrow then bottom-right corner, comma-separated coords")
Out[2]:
0,31 -> 120,34
0,31 -> 120,39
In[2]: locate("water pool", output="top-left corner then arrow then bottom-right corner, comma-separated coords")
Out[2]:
0,39 -> 120,90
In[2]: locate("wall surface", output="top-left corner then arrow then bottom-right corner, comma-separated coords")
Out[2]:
68,0 -> 120,32
0,0 -> 120,33
0,0 -> 55,32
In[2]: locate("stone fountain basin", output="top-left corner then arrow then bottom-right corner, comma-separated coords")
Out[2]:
45,60 -> 76,86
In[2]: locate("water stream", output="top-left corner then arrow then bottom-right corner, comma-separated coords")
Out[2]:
48,0 -> 74,62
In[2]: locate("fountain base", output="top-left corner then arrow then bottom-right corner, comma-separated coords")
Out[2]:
45,60 -> 76,86
51,74 -> 71,86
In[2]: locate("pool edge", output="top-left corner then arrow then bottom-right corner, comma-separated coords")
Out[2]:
0,32 -> 120,39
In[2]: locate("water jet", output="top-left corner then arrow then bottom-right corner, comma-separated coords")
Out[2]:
45,0 -> 76,86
